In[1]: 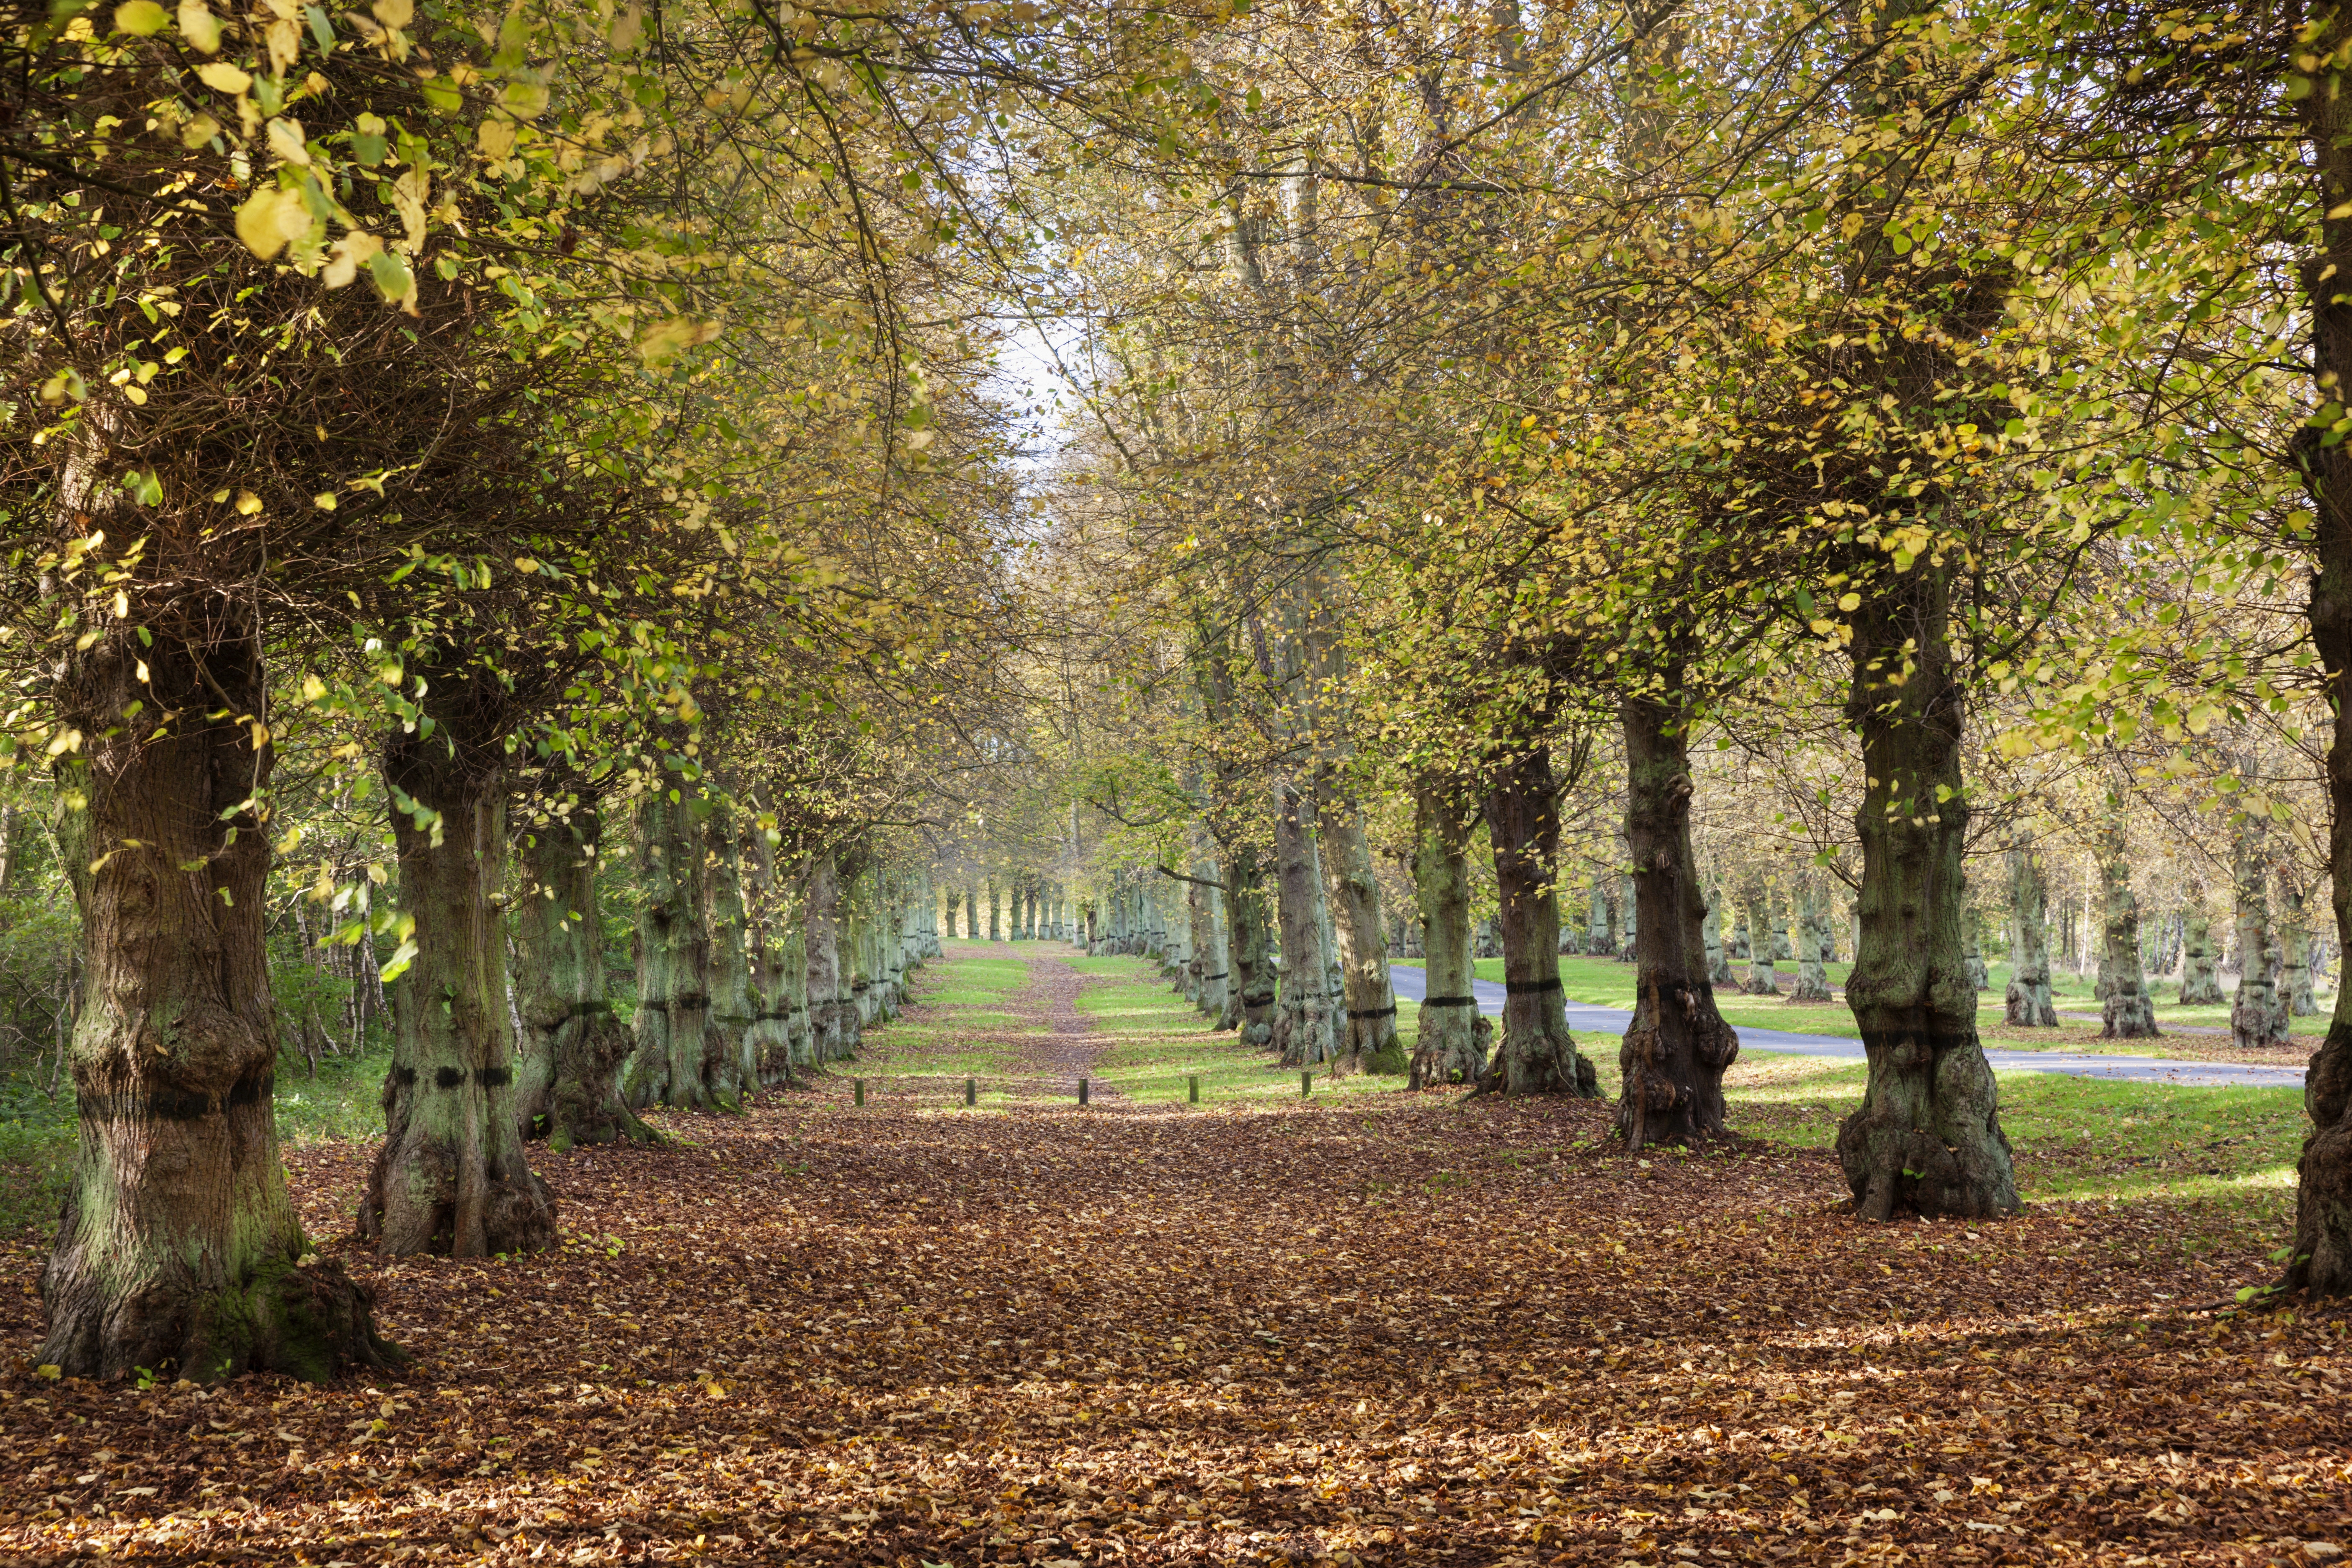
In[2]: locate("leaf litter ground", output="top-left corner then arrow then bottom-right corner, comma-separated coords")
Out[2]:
1,944 -> 2346,1567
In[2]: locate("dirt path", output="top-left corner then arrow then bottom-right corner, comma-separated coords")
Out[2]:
1010,950 -> 1125,1101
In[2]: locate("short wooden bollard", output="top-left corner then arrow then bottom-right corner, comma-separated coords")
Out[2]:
1300,1072 -> 1313,1098
853,1078 -> 865,1106
1079,1077 -> 1091,1106
965,1077 -> 977,1106
1187,1074 -> 1199,1104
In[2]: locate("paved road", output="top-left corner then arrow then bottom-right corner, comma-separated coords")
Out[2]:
1387,964 -> 2308,1089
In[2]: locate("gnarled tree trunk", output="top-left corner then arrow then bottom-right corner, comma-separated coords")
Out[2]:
2098,820 -> 2159,1039
1320,787 -> 1404,1074
1225,846 -> 1276,1040
1616,692 -> 1738,1145
626,785 -> 719,1111
40,624 -> 397,1381
2004,838 -> 2059,1026
366,707 -> 557,1258
2178,904 -> 2222,1003
1271,776 -> 1342,1068
1409,776 -> 1491,1089
1742,878 -> 1779,995
1790,874 -> 1834,1001
805,851 -> 855,1060
1833,585 -> 2017,1221
1478,743 -> 1597,1097
512,803 -> 650,1150
2231,818 -> 2288,1051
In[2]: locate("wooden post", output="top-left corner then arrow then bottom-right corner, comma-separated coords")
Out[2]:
965,1077 -> 976,1106
1187,1074 -> 1199,1104
1300,1071 -> 1312,1098
854,1078 -> 864,1106
1079,1077 -> 1090,1106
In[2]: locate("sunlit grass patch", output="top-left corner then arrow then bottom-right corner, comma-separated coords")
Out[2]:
1075,965 -> 1408,1105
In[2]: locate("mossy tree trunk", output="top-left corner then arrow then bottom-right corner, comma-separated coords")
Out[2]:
2177,905 -> 2222,1003
2097,819 -> 2159,1039
1704,887 -> 1735,987
702,798 -> 755,1109
805,851 -> 854,1060
1478,743 -> 1597,1097
1742,878 -> 1779,995
1790,874 -> 1834,1001
1616,690 -> 1738,1145
2281,873 -> 2318,1017
626,785 -> 719,1111
741,828 -> 797,1086
1224,846 -> 1275,1039
1320,788 -> 1404,1074
2004,837 -> 2059,1026
365,704 -> 557,1258
1409,775 -> 1489,1089
511,802 -> 650,1150
2231,818 -> 2288,1051
1271,777 -> 1342,1067
1832,585 -> 2018,1222
39,623 -> 397,1381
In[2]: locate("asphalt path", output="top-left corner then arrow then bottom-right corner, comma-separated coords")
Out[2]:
1386,963 -> 2308,1089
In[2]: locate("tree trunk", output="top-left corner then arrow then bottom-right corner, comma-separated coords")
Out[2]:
1270,777 -> 1343,1068
1478,744 -> 1598,1097
703,798 -> 755,1109
805,852 -> 854,1060
1320,788 -> 1404,1074
626,786 -> 718,1111
1616,693 -> 1738,1145
2004,838 -> 2059,1026
511,805 -> 650,1150
1963,897 -> 1989,993
988,877 -> 1001,942
364,719 -> 557,1258
39,628 -> 397,1381
1225,846 -> 1275,1039
1193,862 -> 1231,1020
2282,874 -> 2318,1016
1704,885 -> 1735,986
1790,875 -> 1833,1001
2231,819 -> 2289,1050
1409,777 -> 1491,1089
742,830 -> 797,1086
2097,820 -> 2159,1039
1742,879 -> 1779,995
1831,583 -> 2016,1221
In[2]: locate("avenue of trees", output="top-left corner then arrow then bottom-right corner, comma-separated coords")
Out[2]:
0,0 -> 2349,1388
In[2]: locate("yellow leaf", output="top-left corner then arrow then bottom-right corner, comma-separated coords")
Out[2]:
1837,592 -> 1861,612
322,228 -> 382,288
111,590 -> 129,617
636,315 -> 723,364
175,0 -> 219,49
371,0 -> 412,23
265,116 -> 311,166
35,1365 -> 60,1381
113,0 -> 168,34
180,111 -> 221,148
236,490 -> 263,515
477,116 -> 516,160
196,59 -> 252,93
234,188 -> 310,258
312,492 -> 338,510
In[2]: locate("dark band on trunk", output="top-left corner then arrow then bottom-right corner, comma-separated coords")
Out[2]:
1418,995 -> 1480,1008
566,1000 -> 615,1018
1505,977 -> 1564,995
1349,1005 -> 1397,1020
1242,991 -> 1278,1007
1200,972 -> 1229,981
79,1071 -> 274,1123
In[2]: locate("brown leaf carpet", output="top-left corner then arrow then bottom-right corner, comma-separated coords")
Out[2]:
0,948 -> 2345,1566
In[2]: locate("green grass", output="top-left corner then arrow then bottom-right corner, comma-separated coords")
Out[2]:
1075,959 -> 1411,1106
1707,1052 -> 2306,1243
853,954 -> 1041,1101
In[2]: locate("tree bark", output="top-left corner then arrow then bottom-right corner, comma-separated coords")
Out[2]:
2004,838 -> 2059,1026
1225,846 -> 1276,1040
1790,874 -> 1834,1001
2281,873 -> 2318,1016
1833,585 -> 2018,1221
625,786 -> 719,1111
1704,887 -> 1736,987
2231,819 -> 2289,1051
742,829 -> 797,1086
511,804 -> 650,1150
1742,878 -> 1779,995
2097,819 -> 2159,1039
702,798 -> 755,1108
1409,776 -> 1491,1089
365,710 -> 557,1258
1478,744 -> 1598,1097
805,851 -> 855,1060
2175,906 -> 2223,1003
1616,694 -> 1738,1145
1271,776 -> 1343,1068
1320,787 -> 1405,1074
39,628 -> 397,1381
